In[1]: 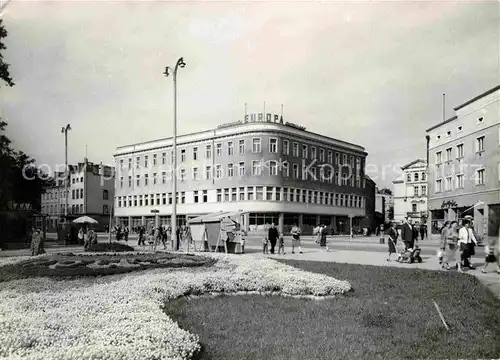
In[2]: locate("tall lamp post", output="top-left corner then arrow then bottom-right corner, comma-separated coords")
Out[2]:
164,57 -> 186,251
61,124 -> 71,245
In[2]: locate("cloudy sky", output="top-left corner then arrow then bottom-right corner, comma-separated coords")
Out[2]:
1,0 -> 499,188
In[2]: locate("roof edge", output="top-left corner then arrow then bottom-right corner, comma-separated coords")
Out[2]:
453,84 -> 500,111
425,116 -> 457,132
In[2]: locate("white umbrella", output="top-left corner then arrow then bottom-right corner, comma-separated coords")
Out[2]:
73,216 -> 98,224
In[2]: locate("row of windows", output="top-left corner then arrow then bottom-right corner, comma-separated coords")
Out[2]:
115,187 -> 365,208
412,185 -> 427,197
118,138 -> 363,170
406,171 -> 427,182
435,169 -> 485,193
435,116 -> 484,141
43,190 -> 109,201
42,204 -> 109,216
118,162 -> 364,188
435,136 -> 485,164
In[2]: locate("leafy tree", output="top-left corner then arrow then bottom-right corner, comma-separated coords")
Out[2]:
0,20 -> 14,87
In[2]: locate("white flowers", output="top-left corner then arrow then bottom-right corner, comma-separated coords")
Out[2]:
0,253 -> 351,360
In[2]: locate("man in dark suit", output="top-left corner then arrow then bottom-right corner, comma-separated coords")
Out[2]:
401,217 -> 416,250
268,223 -> 279,254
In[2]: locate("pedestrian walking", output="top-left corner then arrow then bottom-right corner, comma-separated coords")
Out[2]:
267,223 -> 279,254
401,217 -> 416,250
138,226 -> 145,247
262,236 -> 269,254
440,221 -> 460,271
291,223 -> 303,254
458,220 -> 477,270
30,227 -> 43,256
386,222 -> 398,261
319,224 -> 329,251
481,227 -> 500,274
277,232 -> 285,255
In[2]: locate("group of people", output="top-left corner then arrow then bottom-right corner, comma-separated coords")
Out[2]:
439,219 -> 499,273
263,223 -> 304,255
78,227 -> 97,249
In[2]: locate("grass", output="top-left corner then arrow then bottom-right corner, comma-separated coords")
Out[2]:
164,260 -> 500,360
0,252 -> 214,282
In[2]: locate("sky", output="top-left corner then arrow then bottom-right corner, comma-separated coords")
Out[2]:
1,0 -> 499,189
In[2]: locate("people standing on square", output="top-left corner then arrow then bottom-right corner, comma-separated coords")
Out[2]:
138,225 -> 145,247
386,222 -> 398,261
277,232 -> 285,255
291,223 -> 303,254
401,217 -> 416,250
267,223 -> 279,254
319,224 -> 329,251
262,236 -> 269,254
458,219 -> 477,270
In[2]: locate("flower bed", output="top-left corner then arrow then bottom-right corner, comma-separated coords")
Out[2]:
0,253 -> 351,360
85,242 -> 136,252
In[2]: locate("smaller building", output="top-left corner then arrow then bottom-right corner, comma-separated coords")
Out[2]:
375,188 -> 394,223
40,159 -> 115,231
392,159 -> 428,225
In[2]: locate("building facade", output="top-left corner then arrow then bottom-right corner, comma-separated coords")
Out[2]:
113,120 -> 368,234
375,189 -> 394,223
392,159 -> 428,224
41,159 -> 115,230
426,84 -> 500,237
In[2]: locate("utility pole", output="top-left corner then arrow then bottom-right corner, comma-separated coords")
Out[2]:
61,124 -> 71,244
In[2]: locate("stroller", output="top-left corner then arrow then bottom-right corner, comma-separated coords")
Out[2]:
396,242 -> 423,264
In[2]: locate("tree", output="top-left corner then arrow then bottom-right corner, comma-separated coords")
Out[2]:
0,20 -> 14,87
379,188 -> 393,196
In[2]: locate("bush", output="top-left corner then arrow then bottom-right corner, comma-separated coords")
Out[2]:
85,242 -> 135,253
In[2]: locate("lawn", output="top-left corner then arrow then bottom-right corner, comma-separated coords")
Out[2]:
164,260 -> 500,360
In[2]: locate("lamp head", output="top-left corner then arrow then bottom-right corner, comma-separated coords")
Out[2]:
163,67 -> 170,77
178,57 -> 186,68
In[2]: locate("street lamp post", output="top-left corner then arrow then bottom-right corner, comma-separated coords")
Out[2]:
61,124 -> 71,245
164,57 -> 186,251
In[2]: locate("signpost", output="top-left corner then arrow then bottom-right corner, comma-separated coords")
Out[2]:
348,214 -> 354,240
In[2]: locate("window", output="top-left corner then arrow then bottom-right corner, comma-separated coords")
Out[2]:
412,204 -> 417,212
335,152 -> 339,165
456,174 -> 464,189
136,156 -> 140,168
228,141 -> 234,156
193,147 -> 198,161
152,154 -> 157,166
205,166 -> 212,180
457,125 -> 463,132
167,193 -> 171,205
446,130 -> 451,137
193,191 -> 199,203
301,164 -> 307,180
266,187 -> 273,200
476,169 -> 485,185
478,117 -> 484,123
302,144 -> 308,159
283,140 -> 290,155
144,174 -> 148,186
252,160 -> 261,176
224,188 -> 229,202
319,148 -> 325,162
445,177 -> 452,191
206,145 -> 212,159
283,162 -> 289,177
239,187 -> 245,201
436,151 -> 442,164
437,135 -> 441,140
144,156 -> 148,167
414,172 -> 419,181
217,189 -> 222,202
161,171 -> 166,184
128,158 -> 132,169
228,163 -> 234,178
476,136 -> 485,152
269,138 -> 278,153
239,140 -> 245,154
72,189 -> 75,199
151,172 -> 156,185
293,164 -> 299,178
292,143 -> 299,157
456,144 -> 464,158
407,173 -> 412,182
252,138 -> 261,153
136,175 -> 140,186
311,147 -> 317,159
256,186 -> 263,200
269,161 -> 278,176
435,179 -> 442,193
216,143 -> 222,156
193,167 -> 199,181
119,177 -> 123,188
180,149 -> 186,162
446,148 -> 452,162
231,187 -> 237,201
238,162 -> 245,177
421,185 -> 427,196
276,187 -> 281,201
162,152 -> 166,165
216,165 -> 223,179
422,172 -> 426,181
202,190 -> 208,203
342,154 -> 347,165
128,176 -> 132,187
414,186 -> 419,197
327,150 -> 333,164
180,168 -> 186,181
119,159 -> 124,170
311,167 -> 317,180
247,187 -> 254,201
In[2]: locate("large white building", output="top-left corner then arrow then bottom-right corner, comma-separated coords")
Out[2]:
392,159 -> 428,224
113,116 -> 369,235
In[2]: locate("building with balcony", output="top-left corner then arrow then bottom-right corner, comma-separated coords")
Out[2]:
40,159 -> 115,231
426,84 -> 500,237
113,117 -> 368,235
392,159 -> 428,224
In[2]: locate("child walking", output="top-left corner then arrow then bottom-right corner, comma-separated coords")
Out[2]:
481,229 -> 500,274
262,237 -> 269,254
277,233 -> 285,255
